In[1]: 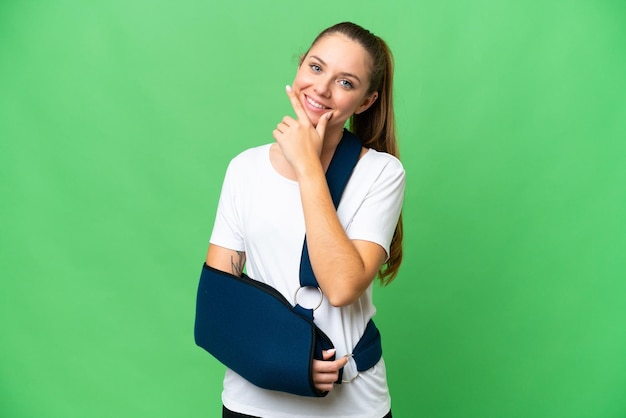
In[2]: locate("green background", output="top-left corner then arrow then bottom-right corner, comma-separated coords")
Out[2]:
1,0 -> 625,417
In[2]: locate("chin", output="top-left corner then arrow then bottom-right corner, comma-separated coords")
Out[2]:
304,110 -> 322,126
310,117 -> 322,127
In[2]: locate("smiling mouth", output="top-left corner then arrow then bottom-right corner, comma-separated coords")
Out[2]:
305,95 -> 330,110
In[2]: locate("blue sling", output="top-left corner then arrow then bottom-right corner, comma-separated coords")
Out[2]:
194,130 -> 382,397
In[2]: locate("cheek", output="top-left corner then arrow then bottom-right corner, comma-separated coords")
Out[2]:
292,69 -> 310,87
334,94 -> 363,115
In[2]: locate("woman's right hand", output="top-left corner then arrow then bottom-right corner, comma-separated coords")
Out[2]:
312,349 -> 349,392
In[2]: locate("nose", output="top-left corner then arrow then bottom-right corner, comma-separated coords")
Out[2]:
314,77 -> 332,98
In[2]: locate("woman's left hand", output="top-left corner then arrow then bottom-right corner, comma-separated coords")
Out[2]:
272,85 -> 333,177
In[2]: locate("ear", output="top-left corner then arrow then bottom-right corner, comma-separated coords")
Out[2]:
355,91 -> 379,115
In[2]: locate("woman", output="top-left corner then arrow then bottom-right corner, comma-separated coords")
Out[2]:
205,22 -> 405,418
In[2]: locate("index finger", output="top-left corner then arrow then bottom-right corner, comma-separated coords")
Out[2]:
285,85 -> 310,122
313,359 -> 342,373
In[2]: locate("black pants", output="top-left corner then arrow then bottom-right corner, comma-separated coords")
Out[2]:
223,405 -> 393,418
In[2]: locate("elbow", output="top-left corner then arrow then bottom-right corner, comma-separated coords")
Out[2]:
327,296 -> 359,308
324,285 -> 367,307
317,257 -> 378,307
326,293 -> 358,308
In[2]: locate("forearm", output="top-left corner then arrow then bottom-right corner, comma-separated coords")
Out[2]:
296,163 -> 379,307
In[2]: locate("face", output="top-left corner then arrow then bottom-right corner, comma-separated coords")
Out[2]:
292,33 -> 378,129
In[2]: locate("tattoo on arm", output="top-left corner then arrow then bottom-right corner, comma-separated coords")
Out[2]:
230,251 -> 245,276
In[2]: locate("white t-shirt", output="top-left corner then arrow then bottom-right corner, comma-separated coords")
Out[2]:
210,142 -> 405,418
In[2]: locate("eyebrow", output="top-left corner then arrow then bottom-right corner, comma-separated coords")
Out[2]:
308,55 -> 362,84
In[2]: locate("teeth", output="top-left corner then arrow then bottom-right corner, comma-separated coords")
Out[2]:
306,96 -> 327,109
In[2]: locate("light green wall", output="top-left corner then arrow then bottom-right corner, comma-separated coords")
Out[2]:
1,1 -> 625,417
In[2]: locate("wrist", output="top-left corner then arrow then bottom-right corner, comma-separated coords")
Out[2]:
294,158 -> 324,182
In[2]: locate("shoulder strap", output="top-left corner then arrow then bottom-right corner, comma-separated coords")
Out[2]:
299,130 -> 362,288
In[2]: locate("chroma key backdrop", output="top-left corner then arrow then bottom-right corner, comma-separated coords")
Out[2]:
1,1 -> 625,417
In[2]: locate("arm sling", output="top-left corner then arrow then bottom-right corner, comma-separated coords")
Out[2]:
194,130 -> 383,397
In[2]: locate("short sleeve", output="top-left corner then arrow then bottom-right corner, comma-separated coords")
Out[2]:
345,155 -> 405,258
209,160 -> 245,252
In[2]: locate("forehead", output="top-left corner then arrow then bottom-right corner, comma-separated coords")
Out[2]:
306,34 -> 372,78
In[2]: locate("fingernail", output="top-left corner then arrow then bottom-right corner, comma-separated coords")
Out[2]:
326,112 -> 333,120
285,85 -> 292,92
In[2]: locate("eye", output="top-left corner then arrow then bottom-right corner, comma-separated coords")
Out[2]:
338,79 -> 354,89
309,64 -> 322,73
